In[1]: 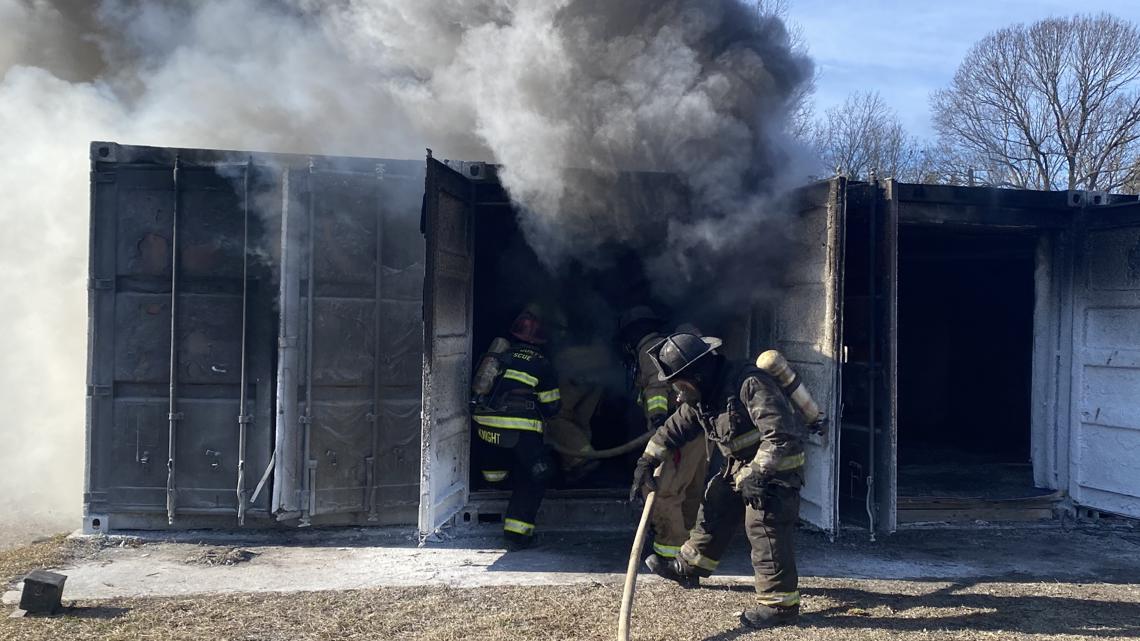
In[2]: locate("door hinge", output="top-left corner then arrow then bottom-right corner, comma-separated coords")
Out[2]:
88,278 -> 113,291
94,171 -> 117,183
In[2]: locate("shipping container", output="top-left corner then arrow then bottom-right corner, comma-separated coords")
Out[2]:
86,142 -> 426,531
85,142 -> 1140,538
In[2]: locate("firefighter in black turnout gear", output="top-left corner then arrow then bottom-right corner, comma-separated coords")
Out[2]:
472,309 -> 561,550
630,333 -> 807,628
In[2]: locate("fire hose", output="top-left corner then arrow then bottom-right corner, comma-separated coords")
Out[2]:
617,489 -> 655,641
544,429 -> 656,638
547,431 -> 652,459
543,428 -> 657,637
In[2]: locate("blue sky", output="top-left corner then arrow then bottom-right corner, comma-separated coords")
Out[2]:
786,1 -> 1140,140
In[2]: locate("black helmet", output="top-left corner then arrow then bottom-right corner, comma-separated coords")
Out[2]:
617,305 -> 662,334
648,333 -> 723,382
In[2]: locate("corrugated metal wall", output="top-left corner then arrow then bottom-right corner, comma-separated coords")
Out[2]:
86,143 -> 425,529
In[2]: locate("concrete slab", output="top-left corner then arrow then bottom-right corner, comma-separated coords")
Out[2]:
4,523 -> 1138,604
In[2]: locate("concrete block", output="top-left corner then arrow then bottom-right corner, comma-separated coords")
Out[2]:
19,570 -> 67,615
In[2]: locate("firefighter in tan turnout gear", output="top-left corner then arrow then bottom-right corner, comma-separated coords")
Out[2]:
619,307 -> 709,567
471,308 -> 561,550
545,343 -> 611,483
630,332 -> 808,628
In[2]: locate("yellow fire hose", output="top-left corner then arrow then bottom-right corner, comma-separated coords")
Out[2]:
548,431 -> 652,460
544,428 -> 659,638
617,490 -> 655,641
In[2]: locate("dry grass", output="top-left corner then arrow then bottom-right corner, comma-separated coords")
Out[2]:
2,535 -> 1138,640
1,578 -> 1138,641
1,534 -> 142,593
0,534 -> 73,585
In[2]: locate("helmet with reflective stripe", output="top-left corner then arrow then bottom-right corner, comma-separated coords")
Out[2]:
510,310 -> 547,345
648,333 -> 723,382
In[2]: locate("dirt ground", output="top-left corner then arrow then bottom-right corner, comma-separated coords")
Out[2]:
1,528 -> 1139,640
1,577 -> 1138,641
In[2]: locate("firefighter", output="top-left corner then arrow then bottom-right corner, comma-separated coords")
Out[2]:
618,307 -> 709,568
546,343 -> 612,483
630,332 -> 807,628
472,308 -> 561,550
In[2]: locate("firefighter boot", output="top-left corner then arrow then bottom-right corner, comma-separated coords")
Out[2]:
644,554 -> 700,589
505,532 -> 535,551
740,604 -> 799,629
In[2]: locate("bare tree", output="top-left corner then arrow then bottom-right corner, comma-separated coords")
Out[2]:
932,13 -> 1140,191
757,0 -> 815,140
812,90 -> 921,181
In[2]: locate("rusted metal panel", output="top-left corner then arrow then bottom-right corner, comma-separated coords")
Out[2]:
1069,214 -> 1140,518
771,177 -> 845,533
419,157 -> 475,539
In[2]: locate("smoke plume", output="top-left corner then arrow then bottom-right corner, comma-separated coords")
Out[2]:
0,0 -> 811,544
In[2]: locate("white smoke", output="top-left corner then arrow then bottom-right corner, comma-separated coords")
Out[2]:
0,0 -> 811,544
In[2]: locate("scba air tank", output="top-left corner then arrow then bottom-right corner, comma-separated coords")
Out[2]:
755,349 -> 824,432
471,337 -> 511,396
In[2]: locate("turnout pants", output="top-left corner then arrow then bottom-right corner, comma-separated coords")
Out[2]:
679,472 -> 801,608
649,438 -> 709,557
545,385 -> 603,475
475,427 -> 551,538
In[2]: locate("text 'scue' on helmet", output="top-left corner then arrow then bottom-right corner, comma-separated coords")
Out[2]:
510,310 -> 547,345
648,333 -> 723,382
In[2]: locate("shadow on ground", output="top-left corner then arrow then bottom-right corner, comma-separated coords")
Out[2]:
485,525 -> 1140,584
695,579 -> 1140,641
23,605 -> 130,621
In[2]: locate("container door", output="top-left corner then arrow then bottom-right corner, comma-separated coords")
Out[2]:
418,157 -> 475,539
273,158 -> 427,525
87,143 -> 275,525
1069,207 -> 1140,518
772,177 -> 846,533
835,180 -> 897,535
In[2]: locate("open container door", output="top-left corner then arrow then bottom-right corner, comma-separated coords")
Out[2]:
772,177 -> 846,533
418,157 -> 476,539
1068,205 -> 1140,518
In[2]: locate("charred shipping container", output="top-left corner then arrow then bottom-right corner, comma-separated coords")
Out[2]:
85,143 -> 426,531
86,142 -> 1140,538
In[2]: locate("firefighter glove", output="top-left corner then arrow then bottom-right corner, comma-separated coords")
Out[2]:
808,413 -> 829,437
735,465 -> 766,509
630,454 -> 661,502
